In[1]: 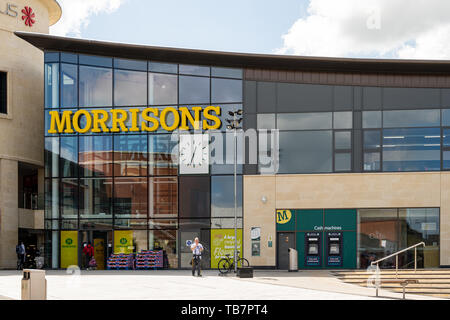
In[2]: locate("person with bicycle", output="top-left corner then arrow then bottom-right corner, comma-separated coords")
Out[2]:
190,237 -> 203,277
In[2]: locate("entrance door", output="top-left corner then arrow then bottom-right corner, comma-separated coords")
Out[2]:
79,231 -> 112,270
277,232 -> 295,270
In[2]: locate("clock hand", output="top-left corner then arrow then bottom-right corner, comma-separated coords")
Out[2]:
190,146 -> 197,164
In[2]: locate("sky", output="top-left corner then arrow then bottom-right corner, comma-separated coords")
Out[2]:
50,0 -> 450,60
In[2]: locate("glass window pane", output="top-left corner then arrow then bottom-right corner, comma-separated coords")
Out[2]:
179,220 -> 210,268
45,63 -> 59,108
179,64 -> 210,76
279,131 -> 332,173
114,177 -> 147,219
210,130 -> 244,174
442,109 -> 450,126
383,109 -> 440,128
149,219 -> 178,229
61,53 -> 77,64
364,152 -> 380,171
277,112 -> 332,130
362,111 -> 381,128
211,176 -> 242,218
114,70 -> 147,106
149,177 -> 178,219
179,76 -> 210,104
149,73 -> 177,105
211,67 -> 243,79
334,112 -> 353,129
211,78 -> 242,103
79,55 -> 112,68
61,64 -> 77,108
114,58 -> 147,71
335,153 -> 351,171
443,129 -> 450,147
114,135 -> 148,176
211,218 -> 242,229
444,151 -> 450,169
383,128 -> 441,171
149,230 -> 178,268
44,52 -> 59,63
179,176 -> 210,218
79,220 -> 113,230
148,62 -> 177,74
60,136 -> 78,177
61,178 -> 78,219
79,178 -> 113,218
79,135 -> 113,177
364,130 -> 381,150
114,219 -> 147,229
334,131 -> 351,150
257,114 -> 275,129
79,66 -> 112,107
149,134 -> 178,175
45,137 -> 59,178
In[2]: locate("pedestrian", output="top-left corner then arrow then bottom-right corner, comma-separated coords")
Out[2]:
83,242 -> 94,270
190,237 -> 203,277
16,242 -> 26,270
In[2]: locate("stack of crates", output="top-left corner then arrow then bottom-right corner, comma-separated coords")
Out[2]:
135,250 -> 163,269
106,253 -> 135,270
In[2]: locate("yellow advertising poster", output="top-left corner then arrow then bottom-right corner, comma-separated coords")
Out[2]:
60,231 -> 78,268
94,238 -> 105,270
114,230 -> 134,254
210,229 -> 242,269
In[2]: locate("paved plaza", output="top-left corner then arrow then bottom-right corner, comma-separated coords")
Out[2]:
0,269 -> 441,300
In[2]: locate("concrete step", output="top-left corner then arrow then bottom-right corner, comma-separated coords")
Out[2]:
338,275 -> 450,280
343,279 -> 450,285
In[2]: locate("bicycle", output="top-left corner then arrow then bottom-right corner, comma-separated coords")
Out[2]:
217,251 -> 250,274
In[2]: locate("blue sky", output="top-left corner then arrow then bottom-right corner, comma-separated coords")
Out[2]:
54,0 -> 308,54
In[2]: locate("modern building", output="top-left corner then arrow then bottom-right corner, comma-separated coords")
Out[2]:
0,0 -> 61,269
4,9 -> 450,271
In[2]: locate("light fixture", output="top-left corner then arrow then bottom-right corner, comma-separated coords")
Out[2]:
261,196 -> 268,204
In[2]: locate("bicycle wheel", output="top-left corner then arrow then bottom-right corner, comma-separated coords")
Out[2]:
237,257 -> 250,268
218,258 -> 231,274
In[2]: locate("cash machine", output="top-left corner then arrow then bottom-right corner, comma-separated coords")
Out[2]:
326,232 -> 343,267
304,232 -> 321,267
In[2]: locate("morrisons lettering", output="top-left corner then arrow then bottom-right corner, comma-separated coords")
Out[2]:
48,106 -> 222,134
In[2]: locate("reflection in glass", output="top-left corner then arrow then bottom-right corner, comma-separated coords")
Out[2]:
364,152 -> 380,171
211,78 -> 242,103
279,131 -> 332,173
257,114 -> 275,129
383,109 -> 440,128
363,111 -> 381,128
444,151 -> 450,169
334,131 -> 351,150
364,130 -> 381,150
179,176 -> 210,218
61,178 -> 78,219
383,128 -> 440,171
149,177 -> 178,218
114,135 -> 148,176
211,175 -> 242,218
149,73 -> 177,105
60,136 -> 78,177
149,134 -> 178,175
335,153 -> 351,171
79,66 -> 112,107
211,67 -> 243,79
114,177 -> 147,218
45,63 -> 59,108
79,135 -> 113,177
277,112 -> 332,130
211,218 -> 243,229
149,219 -> 178,229
334,112 -> 353,129
114,70 -> 147,106
61,64 -> 77,108
45,137 -> 59,178
114,58 -> 147,71
148,62 -> 177,74
114,219 -> 147,229
179,64 -> 210,76
79,178 -> 112,218
179,76 -> 210,104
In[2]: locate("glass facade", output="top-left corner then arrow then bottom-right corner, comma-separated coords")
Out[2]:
44,52 -> 243,269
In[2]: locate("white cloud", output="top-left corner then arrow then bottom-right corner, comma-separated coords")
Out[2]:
277,0 -> 450,59
50,0 -> 125,37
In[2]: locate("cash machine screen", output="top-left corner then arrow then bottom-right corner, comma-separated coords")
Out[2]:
329,243 -> 340,255
308,243 -> 319,255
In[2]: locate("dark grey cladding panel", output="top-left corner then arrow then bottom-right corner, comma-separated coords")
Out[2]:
353,130 -> 362,173
442,89 -> 450,107
353,86 -> 362,111
243,81 -> 257,113
383,87 -> 440,109
276,83 -> 333,112
243,113 -> 256,130
257,82 -> 277,113
334,86 -> 353,111
362,87 -> 382,110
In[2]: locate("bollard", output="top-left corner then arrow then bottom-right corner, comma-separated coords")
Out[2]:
21,269 -> 47,300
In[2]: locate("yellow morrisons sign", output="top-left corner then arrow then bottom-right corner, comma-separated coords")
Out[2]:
48,106 -> 222,134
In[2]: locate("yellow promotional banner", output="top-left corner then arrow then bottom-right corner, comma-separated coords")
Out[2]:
94,238 -> 105,270
114,230 -> 134,254
211,229 -> 242,269
60,231 -> 78,268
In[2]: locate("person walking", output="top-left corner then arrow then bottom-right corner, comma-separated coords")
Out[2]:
16,242 -> 26,270
83,242 -> 94,270
190,237 -> 203,277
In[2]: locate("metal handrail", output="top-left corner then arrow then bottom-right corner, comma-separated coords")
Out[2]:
371,242 -> 425,278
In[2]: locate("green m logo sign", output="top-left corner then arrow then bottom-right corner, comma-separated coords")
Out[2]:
120,238 -> 127,245
65,238 -> 73,245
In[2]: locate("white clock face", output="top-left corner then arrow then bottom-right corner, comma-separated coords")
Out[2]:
179,134 -> 209,174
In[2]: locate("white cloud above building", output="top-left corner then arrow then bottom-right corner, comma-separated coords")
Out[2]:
277,0 -> 450,59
